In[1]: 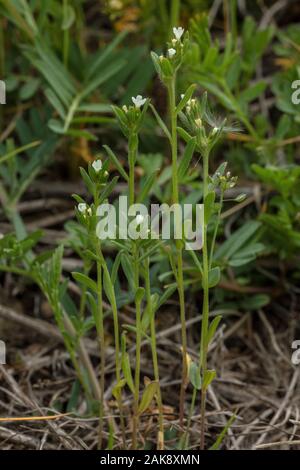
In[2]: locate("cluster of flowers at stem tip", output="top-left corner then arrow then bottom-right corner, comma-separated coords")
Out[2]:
75,158 -> 110,220
112,94 -> 149,138
212,170 -> 238,191
178,91 -> 240,154
150,26 -> 189,82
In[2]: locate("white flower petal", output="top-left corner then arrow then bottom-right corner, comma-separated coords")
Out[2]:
92,160 -> 102,172
173,26 -> 184,40
78,203 -> 87,213
168,48 -> 176,58
132,95 -> 147,108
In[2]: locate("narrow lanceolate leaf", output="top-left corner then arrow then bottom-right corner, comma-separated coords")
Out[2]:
0,140 -> 41,164
177,126 -> 193,143
121,352 -> 135,394
204,191 -> 216,224
99,175 -> 119,204
136,172 -> 158,203
210,414 -> 236,450
207,315 -> 222,345
150,51 -> 161,76
138,381 -> 159,415
176,84 -> 196,114
103,145 -> 129,182
79,167 -> 94,194
178,137 -> 196,181
72,272 -> 97,293
189,361 -> 202,390
102,266 -> 115,306
135,287 -> 145,304
112,379 -> 126,400
202,369 -> 216,391
149,104 -> 171,141
205,266 -> 221,288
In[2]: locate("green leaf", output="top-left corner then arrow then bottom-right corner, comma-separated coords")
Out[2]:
229,242 -> 265,267
19,78 -> 40,100
121,352 -> 135,394
79,167 -> 94,194
138,381 -> 159,415
206,267 -> 221,288
215,220 -> 261,260
103,145 -> 129,182
72,272 -> 97,293
135,287 -> 145,304
155,285 -> 177,311
99,175 -> 119,204
177,126 -> 193,143
178,137 -> 196,181
62,4 -> 75,30
150,51 -> 161,76
239,81 -> 267,104
202,369 -> 216,390
81,59 -> 126,99
112,378 -> 126,400
102,266 -> 116,306
204,191 -> 216,224
240,294 -> 270,310
207,315 -> 222,345
149,104 -> 171,141
136,172 -> 158,203
176,84 -> 196,114
0,140 -> 41,164
210,414 -> 236,450
189,361 -> 201,390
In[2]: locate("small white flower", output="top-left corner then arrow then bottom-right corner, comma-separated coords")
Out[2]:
173,26 -> 184,40
0,233 -> 4,240
181,94 -> 185,99
122,105 -> 128,113
78,203 -> 87,213
168,48 -> 176,58
132,95 -> 147,108
136,214 -> 144,225
92,160 -> 102,173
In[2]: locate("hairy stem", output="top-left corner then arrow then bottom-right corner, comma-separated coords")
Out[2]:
200,149 -> 210,449
168,77 -> 187,427
145,257 -> 164,449
132,244 -> 141,449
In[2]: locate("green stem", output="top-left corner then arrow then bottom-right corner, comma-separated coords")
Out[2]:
94,188 -> 105,449
145,257 -> 164,449
132,244 -> 141,450
63,0 -> 70,68
209,190 -> 224,270
95,241 -> 105,450
98,252 -> 126,449
128,134 -> 137,206
200,149 -> 210,450
168,77 -> 187,427
79,259 -> 91,319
